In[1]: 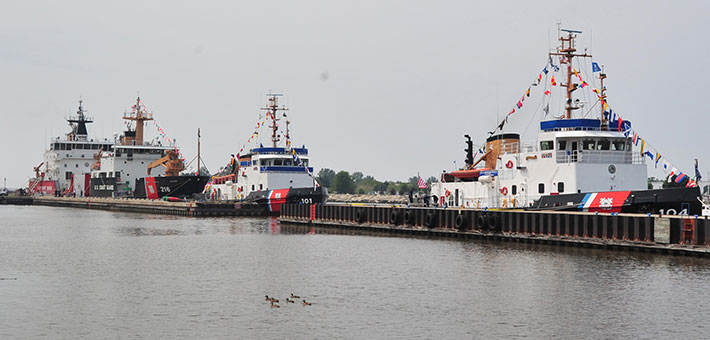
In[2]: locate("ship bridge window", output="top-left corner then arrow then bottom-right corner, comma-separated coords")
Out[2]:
540,140 -> 554,151
612,141 -> 626,151
583,140 -> 595,150
284,160 -> 292,166
59,143 -> 66,150
274,159 -> 283,166
557,140 -> 567,150
597,140 -> 610,150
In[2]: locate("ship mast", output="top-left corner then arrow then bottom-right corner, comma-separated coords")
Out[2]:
122,97 -> 153,145
549,29 -> 591,119
197,128 -> 201,175
66,99 -> 93,141
260,93 -> 288,147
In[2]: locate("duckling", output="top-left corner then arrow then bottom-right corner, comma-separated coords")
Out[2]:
270,301 -> 280,308
290,293 -> 301,299
286,298 -> 295,303
302,299 -> 312,306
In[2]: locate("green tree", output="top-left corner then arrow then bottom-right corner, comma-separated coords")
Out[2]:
332,171 -> 356,194
373,181 -> 388,193
386,182 -> 398,195
317,168 -> 336,188
398,182 -> 412,195
408,176 -> 418,186
351,172 -> 364,185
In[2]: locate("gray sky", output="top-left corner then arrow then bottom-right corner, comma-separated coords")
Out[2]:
2,0 -> 709,188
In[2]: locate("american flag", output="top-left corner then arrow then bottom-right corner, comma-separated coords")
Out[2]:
417,176 -> 427,189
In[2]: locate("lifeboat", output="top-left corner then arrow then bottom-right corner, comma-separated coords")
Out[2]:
442,168 -> 491,182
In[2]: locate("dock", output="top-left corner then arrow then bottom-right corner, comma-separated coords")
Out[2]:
0,196 -> 264,217
279,203 -> 710,257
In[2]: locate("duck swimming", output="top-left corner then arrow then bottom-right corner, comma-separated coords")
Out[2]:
302,299 -> 312,306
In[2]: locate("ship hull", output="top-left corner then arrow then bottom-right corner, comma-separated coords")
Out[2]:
28,180 -> 58,196
134,176 -> 210,199
529,187 -> 702,215
89,177 -> 120,197
243,186 -> 328,215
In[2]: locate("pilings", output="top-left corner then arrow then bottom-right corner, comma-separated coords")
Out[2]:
280,204 -> 710,256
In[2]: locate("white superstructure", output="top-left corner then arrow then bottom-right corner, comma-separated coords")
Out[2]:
431,126 -> 647,209
89,97 -> 175,196
31,100 -> 114,196
209,146 -> 314,200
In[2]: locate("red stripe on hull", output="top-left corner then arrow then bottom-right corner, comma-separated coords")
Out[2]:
145,177 -> 159,200
268,189 -> 290,212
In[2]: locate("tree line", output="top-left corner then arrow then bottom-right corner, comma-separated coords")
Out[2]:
317,168 -> 437,195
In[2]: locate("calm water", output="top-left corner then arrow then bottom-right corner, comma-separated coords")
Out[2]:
1,206 -> 710,339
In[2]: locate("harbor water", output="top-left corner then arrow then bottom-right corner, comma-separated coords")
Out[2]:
1,205 -> 709,339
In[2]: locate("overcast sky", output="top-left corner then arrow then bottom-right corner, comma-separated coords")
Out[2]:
2,0 -> 708,188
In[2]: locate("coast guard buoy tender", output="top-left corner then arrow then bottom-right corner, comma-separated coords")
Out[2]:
430,29 -> 701,214
207,94 -> 327,213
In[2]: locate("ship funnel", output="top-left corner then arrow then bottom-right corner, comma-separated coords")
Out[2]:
485,133 -> 520,169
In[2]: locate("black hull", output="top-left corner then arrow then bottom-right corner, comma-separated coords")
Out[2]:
89,177 -> 121,197
243,186 -> 328,215
135,176 -> 210,199
529,187 -> 702,215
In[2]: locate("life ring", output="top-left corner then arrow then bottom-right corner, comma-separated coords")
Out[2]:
500,187 -> 508,195
505,160 -> 514,169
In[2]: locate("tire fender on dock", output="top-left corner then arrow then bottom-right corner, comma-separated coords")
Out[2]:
403,210 -> 414,225
455,214 -> 467,230
425,211 -> 438,228
476,214 -> 488,230
389,210 -> 401,225
355,209 -> 366,223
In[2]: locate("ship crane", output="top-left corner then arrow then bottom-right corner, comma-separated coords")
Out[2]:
147,149 -> 185,176
91,148 -> 103,171
33,162 -> 45,179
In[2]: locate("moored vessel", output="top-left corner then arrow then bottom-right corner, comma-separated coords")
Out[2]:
89,97 -> 209,198
207,93 -> 327,213
430,29 -> 702,215
28,100 -> 114,197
